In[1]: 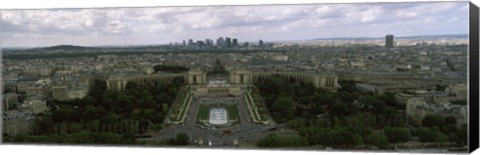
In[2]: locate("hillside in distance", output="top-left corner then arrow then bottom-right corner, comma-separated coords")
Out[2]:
2,44 -> 98,55
41,45 -> 94,50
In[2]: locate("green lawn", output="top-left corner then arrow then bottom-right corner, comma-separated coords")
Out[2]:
227,104 -> 239,121
197,104 -> 209,121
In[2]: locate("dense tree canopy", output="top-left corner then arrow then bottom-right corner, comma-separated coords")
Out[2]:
5,78 -> 184,144
416,127 -> 436,142
175,133 -> 190,145
383,127 -> 411,144
257,134 -> 308,148
422,114 -> 445,128
298,127 -> 366,148
364,132 -> 389,148
271,96 -> 295,123
8,131 -> 136,145
253,76 -> 468,149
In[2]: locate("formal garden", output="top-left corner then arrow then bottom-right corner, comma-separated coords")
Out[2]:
196,99 -> 240,128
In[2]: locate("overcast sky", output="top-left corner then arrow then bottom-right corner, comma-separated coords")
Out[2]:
0,2 -> 469,47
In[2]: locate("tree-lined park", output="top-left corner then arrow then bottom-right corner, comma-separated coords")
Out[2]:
253,76 -> 467,149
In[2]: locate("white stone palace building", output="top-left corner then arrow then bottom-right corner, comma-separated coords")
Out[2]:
106,68 -> 339,93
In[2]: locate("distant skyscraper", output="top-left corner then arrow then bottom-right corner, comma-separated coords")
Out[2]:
188,39 -> 194,47
386,34 -> 394,49
197,41 -> 204,47
243,42 -> 249,47
183,40 -> 186,46
217,37 -> 224,48
259,39 -> 264,47
225,37 -> 232,48
232,38 -> 238,47
205,39 -> 211,47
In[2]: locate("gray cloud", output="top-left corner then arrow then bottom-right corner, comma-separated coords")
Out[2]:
1,2 -> 469,47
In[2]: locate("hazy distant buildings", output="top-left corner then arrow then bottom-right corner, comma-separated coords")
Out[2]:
217,37 -> 225,48
174,37 -> 246,49
259,40 -> 264,47
225,37 -> 232,48
243,42 -> 249,48
188,39 -> 194,47
386,34 -> 394,49
232,39 -> 238,47
96,55 -> 117,61
206,39 -> 213,47
196,41 -> 204,49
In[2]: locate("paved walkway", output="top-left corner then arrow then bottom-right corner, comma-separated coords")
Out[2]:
159,95 -> 277,147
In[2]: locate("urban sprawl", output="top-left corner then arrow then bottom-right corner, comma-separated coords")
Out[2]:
1,35 -> 469,152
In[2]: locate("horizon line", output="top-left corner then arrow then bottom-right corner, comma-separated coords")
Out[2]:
1,33 -> 469,49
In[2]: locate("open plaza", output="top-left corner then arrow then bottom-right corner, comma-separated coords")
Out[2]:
142,68 -> 338,147
159,75 -> 274,147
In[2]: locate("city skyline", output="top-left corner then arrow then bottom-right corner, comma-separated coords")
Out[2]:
1,2 -> 469,48
0,0 -> 476,153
